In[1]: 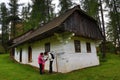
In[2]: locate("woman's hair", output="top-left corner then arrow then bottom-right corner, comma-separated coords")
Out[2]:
40,53 -> 43,55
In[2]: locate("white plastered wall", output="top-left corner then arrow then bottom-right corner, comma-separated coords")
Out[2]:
13,36 -> 99,73
56,37 -> 99,73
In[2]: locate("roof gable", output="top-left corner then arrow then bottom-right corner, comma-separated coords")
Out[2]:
64,10 -> 103,40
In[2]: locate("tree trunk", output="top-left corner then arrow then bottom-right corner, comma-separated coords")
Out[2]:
99,0 -> 106,59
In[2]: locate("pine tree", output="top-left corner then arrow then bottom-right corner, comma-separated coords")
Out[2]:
58,0 -> 73,15
23,0 -> 55,32
0,3 -> 9,50
80,0 -> 100,20
21,3 -> 31,33
8,0 -> 21,38
21,3 -> 31,21
45,0 -> 56,21
105,0 -> 120,53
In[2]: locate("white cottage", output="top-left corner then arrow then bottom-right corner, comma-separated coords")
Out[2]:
9,5 -> 103,73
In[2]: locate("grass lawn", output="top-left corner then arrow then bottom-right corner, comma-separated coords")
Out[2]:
0,53 -> 120,80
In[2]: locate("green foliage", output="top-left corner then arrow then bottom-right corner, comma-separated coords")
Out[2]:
0,3 -> 9,50
54,32 -> 74,44
105,0 -> 120,49
0,53 -> 120,80
23,0 -> 55,32
99,41 -> 116,53
8,0 -> 22,38
80,0 -> 99,20
58,0 -> 73,15
21,3 -> 31,21
106,42 -> 116,53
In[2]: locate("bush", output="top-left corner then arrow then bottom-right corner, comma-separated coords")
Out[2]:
98,41 -> 116,53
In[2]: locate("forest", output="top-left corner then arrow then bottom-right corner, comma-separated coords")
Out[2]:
0,0 -> 120,58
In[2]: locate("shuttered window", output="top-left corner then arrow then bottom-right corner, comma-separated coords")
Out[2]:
86,42 -> 91,53
74,40 -> 81,52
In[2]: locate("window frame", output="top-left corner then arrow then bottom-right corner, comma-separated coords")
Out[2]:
86,42 -> 91,53
45,42 -> 50,52
74,40 -> 81,53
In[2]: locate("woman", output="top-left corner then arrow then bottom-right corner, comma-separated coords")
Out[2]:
38,53 -> 46,74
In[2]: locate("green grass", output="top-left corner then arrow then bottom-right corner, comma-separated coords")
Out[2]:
0,53 -> 120,80
0,44 -> 5,53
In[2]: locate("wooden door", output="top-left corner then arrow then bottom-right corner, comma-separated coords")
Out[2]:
28,46 -> 32,62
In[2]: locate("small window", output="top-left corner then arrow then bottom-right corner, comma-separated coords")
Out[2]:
74,40 -> 81,52
86,42 -> 91,53
45,43 -> 50,52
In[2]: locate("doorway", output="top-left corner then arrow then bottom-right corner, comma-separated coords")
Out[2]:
19,48 -> 22,62
28,46 -> 32,62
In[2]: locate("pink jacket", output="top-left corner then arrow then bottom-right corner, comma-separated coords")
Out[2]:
38,55 -> 45,64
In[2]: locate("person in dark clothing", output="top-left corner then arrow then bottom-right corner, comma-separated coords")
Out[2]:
48,52 -> 54,73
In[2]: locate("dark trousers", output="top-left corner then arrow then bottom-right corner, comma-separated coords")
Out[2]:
39,64 -> 43,74
49,61 -> 53,73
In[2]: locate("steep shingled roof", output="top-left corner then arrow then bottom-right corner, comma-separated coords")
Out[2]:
10,5 -> 103,48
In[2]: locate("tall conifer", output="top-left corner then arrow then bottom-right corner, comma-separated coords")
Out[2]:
0,3 -> 9,49
58,0 -> 73,15
23,0 -> 55,32
105,0 -> 120,53
8,0 -> 21,38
